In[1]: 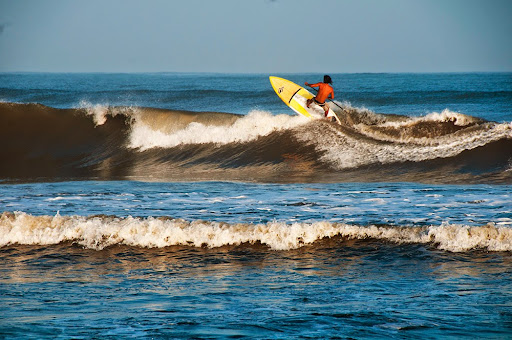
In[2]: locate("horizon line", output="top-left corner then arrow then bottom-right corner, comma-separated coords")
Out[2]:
1,70 -> 511,75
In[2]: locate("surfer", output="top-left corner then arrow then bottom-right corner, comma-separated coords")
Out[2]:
305,75 -> 334,119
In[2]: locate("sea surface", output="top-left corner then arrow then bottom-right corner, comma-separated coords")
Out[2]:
1,72 -> 511,339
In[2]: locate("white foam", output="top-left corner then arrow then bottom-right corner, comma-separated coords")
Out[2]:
128,110 -> 308,150
1,212 -> 511,252
363,198 -> 386,204
346,109 -> 495,148
298,119 -> 512,169
78,101 -> 136,126
47,196 -> 83,201
376,109 -> 481,128
78,101 -> 110,126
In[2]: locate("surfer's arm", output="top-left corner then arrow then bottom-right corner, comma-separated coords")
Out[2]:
328,87 -> 334,100
306,82 -> 321,88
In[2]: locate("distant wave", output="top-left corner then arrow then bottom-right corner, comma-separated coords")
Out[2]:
0,102 -> 511,183
1,211 -> 511,252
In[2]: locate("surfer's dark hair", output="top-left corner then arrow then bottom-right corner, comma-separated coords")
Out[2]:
324,75 -> 332,84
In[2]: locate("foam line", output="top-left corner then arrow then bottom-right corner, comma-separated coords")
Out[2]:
1,212 -> 511,252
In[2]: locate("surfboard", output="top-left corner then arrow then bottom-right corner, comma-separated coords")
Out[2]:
269,76 -> 341,124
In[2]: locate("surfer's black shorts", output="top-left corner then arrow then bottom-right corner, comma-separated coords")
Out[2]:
313,98 -> 326,107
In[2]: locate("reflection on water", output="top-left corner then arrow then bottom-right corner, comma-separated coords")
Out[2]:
1,240 -> 511,338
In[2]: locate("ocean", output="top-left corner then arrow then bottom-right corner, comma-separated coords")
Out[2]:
0,72 -> 511,339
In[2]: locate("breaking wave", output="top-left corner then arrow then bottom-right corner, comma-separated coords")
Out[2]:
0,102 -> 511,183
1,211 -> 511,252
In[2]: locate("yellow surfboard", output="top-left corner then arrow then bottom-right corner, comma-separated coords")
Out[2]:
269,76 -> 341,124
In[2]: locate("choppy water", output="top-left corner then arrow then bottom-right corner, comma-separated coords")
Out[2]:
1,72 -> 511,338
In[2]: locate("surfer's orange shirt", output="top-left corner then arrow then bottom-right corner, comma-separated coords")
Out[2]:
307,82 -> 334,103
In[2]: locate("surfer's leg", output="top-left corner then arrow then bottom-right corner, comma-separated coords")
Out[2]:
323,103 -> 330,116
306,98 -> 312,108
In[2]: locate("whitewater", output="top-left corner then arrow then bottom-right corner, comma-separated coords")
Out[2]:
3,211 -> 512,252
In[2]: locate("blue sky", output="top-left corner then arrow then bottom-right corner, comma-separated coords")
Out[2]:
0,0 -> 511,73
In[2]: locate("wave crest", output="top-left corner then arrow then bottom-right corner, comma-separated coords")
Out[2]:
128,110 -> 308,150
0,102 -> 511,183
1,212 -> 511,252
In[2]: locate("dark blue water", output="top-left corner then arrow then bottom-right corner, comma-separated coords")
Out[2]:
1,73 -> 511,338
2,72 -> 511,120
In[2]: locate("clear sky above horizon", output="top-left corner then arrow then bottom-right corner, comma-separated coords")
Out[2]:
0,0 -> 511,73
